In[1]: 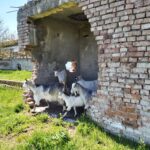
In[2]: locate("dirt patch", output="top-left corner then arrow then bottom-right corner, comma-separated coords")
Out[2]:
67,126 -> 76,137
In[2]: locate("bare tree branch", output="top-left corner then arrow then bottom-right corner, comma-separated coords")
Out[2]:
0,18 -> 17,47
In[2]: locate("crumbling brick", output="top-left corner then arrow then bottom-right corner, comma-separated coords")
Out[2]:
17,0 -> 150,145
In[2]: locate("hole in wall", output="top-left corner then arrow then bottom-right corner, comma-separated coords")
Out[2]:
69,13 -> 88,21
33,5 -> 98,86
83,35 -> 89,38
56,33 -> 60,37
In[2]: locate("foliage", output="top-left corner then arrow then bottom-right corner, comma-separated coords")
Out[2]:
0,18 -> 17,45
138,139 -> 146,150
36,113 -> 49,123
0,86 -> 23,116
0,40 -> 17,48
0,18 -> 8,43
77,122 -> 92,136
52,117 -> 65,127
0,114 -> 29,135
14,103 -> 24,113
20,130 -> 70,150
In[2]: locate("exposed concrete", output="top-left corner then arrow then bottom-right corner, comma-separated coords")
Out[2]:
79,25 -> 98,80
29,2 -> 78,20
0,79 -> 23,87
32,16 -> 98,85
32,18 -> 79,85
17,0 -> 80,50
0,59 -> 33,71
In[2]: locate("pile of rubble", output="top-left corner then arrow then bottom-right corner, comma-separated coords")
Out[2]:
23,90 -> 34,109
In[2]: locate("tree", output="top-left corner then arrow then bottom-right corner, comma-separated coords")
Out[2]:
0,18 -> 17,43
0,18 -> 17,59
0,18 -> 9,42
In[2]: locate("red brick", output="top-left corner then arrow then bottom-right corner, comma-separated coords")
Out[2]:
128,52 -> 144,57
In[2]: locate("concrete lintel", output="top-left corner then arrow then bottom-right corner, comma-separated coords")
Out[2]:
30,2 -> 78,20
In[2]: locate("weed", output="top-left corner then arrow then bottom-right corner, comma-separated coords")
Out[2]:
18,130 -> 70,150
77,122 -> 91,136
63,141 -> 77,150
0,114 -> 29,135
52,117 -> 65,126
138,139 -> 146,150
36,113 -> 49,123
14,103 -> 24,113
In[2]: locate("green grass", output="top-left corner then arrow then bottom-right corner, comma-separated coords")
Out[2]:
0,70 -> 32,81
0,86 -> 24,116
0,86 -> 149,150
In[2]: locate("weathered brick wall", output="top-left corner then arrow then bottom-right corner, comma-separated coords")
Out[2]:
17,0 -> 38,50
18,0 -> 150,144
17,0 -> 80,50
81,0 -> 150,144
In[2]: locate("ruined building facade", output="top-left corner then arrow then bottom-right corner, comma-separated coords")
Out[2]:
18,0 -> 150,144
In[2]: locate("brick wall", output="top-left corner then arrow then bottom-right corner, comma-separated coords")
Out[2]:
81,0 -> 150,143
18,0 -> 150,144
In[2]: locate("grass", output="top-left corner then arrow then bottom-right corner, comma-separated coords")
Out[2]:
0,86 -> 149,150
0,70 -> 32,81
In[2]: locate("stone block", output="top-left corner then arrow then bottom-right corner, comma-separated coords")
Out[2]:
127,37 -> 136,41
144,85 -> 150,90
140,90 -> 149,96
137,63 -> 150,68
102,13 -> 115,19
136,13 -> 145,19
142,24 -> 150,30
128,52 -> 144,57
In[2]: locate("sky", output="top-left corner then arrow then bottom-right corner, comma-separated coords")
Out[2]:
0,0 -> 27,37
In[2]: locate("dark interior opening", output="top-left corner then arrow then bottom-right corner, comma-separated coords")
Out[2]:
33,6 -> 98,86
